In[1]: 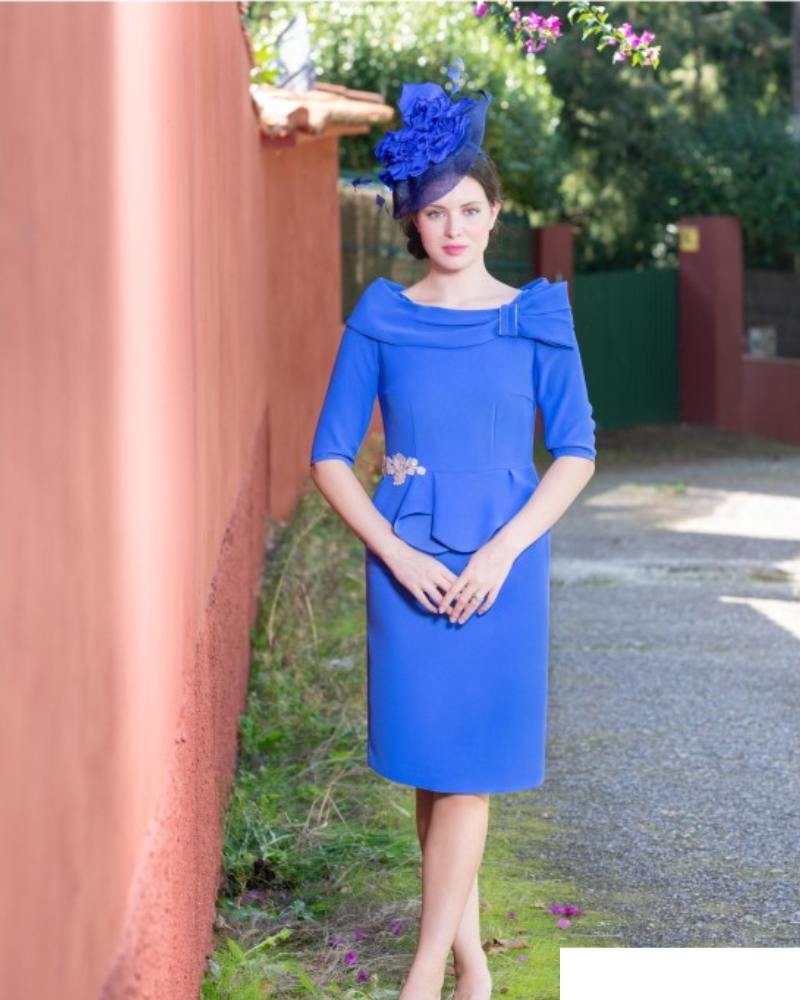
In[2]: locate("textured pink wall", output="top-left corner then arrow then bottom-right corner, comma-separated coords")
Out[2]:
264,136 -> 351,520
0,4 -> 343,999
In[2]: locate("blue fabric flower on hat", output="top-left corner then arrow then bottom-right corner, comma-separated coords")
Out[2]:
350,57 -> 491,218
374,82 -> 473,186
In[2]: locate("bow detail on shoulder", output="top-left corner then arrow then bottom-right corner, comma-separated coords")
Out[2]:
345,276 -> 577,349
497,280 -> 577,349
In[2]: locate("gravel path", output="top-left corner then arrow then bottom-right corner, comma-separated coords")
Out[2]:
499,440 -> 800,947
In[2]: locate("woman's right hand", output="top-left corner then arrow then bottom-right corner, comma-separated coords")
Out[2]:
379,539 -> 458,614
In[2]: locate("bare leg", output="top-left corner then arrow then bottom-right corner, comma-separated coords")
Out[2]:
397,789 -> 491,1000
415,790 -> 493,1000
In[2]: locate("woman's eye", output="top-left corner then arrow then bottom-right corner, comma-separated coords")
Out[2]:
426,209 -> 479,218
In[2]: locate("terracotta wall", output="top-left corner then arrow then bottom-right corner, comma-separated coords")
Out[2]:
532,221 -> 574,286
266,136 -> 346,520
740,357 -> 800,444
678,215 -> 800,445
0,4 -> 345,1000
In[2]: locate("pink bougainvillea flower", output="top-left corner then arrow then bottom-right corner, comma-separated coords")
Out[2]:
557,918 -> 572,929
474,2 -> 489,15
345,950 -> 358,965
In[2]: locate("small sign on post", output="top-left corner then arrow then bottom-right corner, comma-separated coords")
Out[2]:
678,225 -> 700,252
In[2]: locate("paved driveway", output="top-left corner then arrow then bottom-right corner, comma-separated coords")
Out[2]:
502,428 -> 800,947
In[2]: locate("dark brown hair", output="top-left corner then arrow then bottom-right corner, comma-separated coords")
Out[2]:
398,152 -> 504,261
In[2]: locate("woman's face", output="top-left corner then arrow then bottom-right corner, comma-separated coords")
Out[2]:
412,175 -> 501,270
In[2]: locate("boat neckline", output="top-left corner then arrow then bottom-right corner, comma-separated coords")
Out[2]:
378,276 -> 548,315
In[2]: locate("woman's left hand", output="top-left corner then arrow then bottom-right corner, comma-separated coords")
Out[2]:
436,536 -> 518,624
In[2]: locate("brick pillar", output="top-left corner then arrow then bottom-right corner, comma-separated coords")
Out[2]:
533,223 -> 574,287
677,215 -> 744,430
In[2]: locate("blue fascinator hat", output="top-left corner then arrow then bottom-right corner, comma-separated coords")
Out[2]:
353,57 -> 492,219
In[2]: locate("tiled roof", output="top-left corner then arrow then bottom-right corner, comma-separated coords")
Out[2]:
251,81 -> 394,146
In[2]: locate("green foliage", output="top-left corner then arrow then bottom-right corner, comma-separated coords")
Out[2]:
558,1 -> 660,69
540,0 -> 800,268
669,105 -> 800,269
240,3 -> 283,84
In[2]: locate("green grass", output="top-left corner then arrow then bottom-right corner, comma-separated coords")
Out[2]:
652,481 -> 688,493
201,438 -> 622,999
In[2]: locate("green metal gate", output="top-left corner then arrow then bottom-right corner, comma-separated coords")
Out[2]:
572,268 -> 679,431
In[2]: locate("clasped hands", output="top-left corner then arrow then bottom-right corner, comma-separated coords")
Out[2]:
381,534 -> 520,625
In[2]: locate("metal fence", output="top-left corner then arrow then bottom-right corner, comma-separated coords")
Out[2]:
573,268 -> 679,431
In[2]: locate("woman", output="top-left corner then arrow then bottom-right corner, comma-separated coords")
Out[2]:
309,65 -> 596,1000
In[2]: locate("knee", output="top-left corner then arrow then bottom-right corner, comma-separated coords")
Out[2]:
436,791 -> 490,805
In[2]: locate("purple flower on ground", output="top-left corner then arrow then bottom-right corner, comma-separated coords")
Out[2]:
517,953 -> 529,961
507,911 -> 518,920
389,919 -> 403,936
551,904 -> 584,918
352,928 -> 366,940
557,918 -> 572,929
357,969 -> 369,982
345,950 -> 358,965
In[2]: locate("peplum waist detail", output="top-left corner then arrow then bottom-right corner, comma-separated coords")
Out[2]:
371,462 -> 541,554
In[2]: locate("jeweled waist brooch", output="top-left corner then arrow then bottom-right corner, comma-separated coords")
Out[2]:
382,452 -> 427,485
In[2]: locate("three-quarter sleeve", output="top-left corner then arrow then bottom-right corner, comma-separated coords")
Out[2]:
310,325 -> 380,467
533,324 -> 597,462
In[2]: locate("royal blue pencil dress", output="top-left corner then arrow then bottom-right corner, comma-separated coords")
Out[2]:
309,276 -> 596,793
